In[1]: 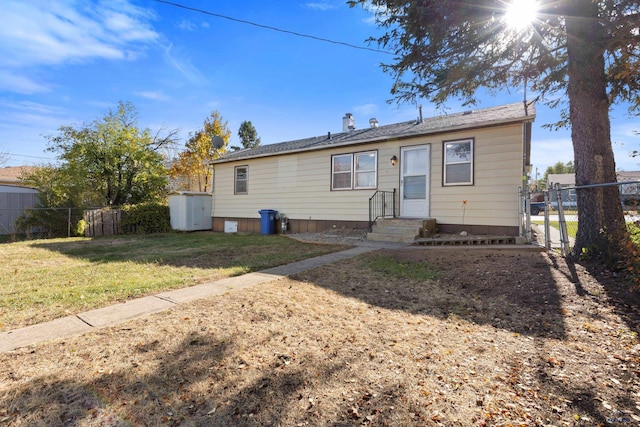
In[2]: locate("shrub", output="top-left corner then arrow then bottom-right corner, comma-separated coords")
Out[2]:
121,202 -> 171,234
619,221 -> 640,291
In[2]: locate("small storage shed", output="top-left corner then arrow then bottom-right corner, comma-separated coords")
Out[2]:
168,192 -> 213,231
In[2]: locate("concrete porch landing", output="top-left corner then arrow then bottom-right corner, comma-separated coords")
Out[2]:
368,218 -> 528,246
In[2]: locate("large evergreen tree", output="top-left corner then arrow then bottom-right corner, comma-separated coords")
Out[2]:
348,0 -> 639,258
232,120 -> 261,151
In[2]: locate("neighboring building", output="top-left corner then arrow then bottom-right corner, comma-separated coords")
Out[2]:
0,185 -> 39,235
617,171 -> 640,207
0,166 -> 40,235
0,166 -> 36,187
547,171 -> 640,188
547,173 -> 575,188
547,171 -> 640,209
617,171 -> 640,181
209,102 -> 535,237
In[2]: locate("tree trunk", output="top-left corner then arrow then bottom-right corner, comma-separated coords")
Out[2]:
565,0 -> 625,258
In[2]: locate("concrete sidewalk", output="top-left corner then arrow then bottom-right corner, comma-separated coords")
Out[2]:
0,245 -> 386,353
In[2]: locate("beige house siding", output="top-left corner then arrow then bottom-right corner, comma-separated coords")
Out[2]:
212,122 -> 526,232
429,124 -> 524,228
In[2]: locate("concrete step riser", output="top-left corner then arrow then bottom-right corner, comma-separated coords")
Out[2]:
366,233 -> 416,243
371,225 -> 420,235
369,219 -> 424,244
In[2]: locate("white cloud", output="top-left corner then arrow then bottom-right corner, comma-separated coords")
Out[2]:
0,0 -> 159,94
361,3 -> 389,25
177,19 -> 197,31
0,71 -> 51,95
0,100 -> 72,157
533,124 -> 640,173
531,137 -> 574,172
205,100 -> 222,109
353,103 -> 379,118
305,3 -> 336,11
0,100 -> 65,116
612,121 -> 640,138
134,91 -> 170,101
0,1 -> 158,66
176,18 -> 210,31
163,44 -> 208,86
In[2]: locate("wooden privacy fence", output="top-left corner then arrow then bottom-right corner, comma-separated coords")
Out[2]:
84,208 -> 122,237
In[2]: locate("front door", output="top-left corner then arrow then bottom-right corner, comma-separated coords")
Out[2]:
400,145 -> 430,218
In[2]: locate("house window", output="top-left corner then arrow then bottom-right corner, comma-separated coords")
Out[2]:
332,154 -> 352,189
332,151 -> 377,190
443,139 -> 473,185
235,166 -> 248,194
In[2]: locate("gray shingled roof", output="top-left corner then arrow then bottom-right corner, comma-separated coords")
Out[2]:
213,102 -> 535,164
618,171 -> 640,182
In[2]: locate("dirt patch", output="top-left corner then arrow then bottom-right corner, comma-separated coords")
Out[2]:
1,248 -> 639,426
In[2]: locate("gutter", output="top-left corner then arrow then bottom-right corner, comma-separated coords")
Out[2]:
211,113 -> 536,165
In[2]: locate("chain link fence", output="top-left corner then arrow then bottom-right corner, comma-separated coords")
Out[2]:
0,207 -> 87,241
529,181 -> 640,256
1,204 -> 171,241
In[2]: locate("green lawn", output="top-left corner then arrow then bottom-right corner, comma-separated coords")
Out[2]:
533,220 -> 640,243
532,220 -> 579,238
0,232 -> 349,331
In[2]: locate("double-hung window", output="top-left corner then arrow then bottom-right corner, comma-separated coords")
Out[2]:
235,166 -> 248,194
331,151 -> 377,190
443,139 -> 474,186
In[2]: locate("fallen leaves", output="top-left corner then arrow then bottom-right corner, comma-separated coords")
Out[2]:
1,250 -> 640,425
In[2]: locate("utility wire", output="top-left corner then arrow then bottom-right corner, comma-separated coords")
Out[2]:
3,152 -> 55,161
154,0 -> 391,55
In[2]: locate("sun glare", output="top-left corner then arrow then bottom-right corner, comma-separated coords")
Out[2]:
504,0 -> 538,31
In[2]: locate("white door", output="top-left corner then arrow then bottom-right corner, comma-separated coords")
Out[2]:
400,145 -> 430,218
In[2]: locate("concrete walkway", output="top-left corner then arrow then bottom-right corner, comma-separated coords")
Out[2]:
0,244 -> 399,353
0,238 -> 542,354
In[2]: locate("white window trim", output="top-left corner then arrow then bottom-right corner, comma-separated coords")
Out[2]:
443,138 -> 474,186
331,154 -> 352,190
331,151 -> 378,190
235,165 -> 248,195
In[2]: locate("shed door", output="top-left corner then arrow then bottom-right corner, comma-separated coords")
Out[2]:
400,145 -> 430,218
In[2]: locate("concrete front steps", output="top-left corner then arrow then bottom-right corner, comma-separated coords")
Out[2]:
367,218 -> 424,244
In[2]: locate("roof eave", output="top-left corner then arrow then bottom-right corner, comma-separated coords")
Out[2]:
210,112 -> 536,165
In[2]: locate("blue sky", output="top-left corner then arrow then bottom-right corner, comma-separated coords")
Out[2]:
0,0 -> 638,176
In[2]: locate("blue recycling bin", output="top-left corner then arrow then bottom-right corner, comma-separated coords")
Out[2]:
258,209 -> 277,235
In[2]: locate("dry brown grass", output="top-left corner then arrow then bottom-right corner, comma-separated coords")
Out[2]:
1,248 -> 639,426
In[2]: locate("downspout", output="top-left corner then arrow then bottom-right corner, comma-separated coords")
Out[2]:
210,167 -> 215,229
521,119 -> 531,242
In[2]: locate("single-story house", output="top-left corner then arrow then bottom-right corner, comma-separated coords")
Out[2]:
617,171 -> 640,194
547,173 -> 575,188
209,102 -> 535,237
546,171 -> 639,207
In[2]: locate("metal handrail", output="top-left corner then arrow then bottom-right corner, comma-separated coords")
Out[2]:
368,189 -> 397,230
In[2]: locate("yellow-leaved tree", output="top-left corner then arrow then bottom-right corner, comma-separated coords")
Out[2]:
170,111 -> 230,192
